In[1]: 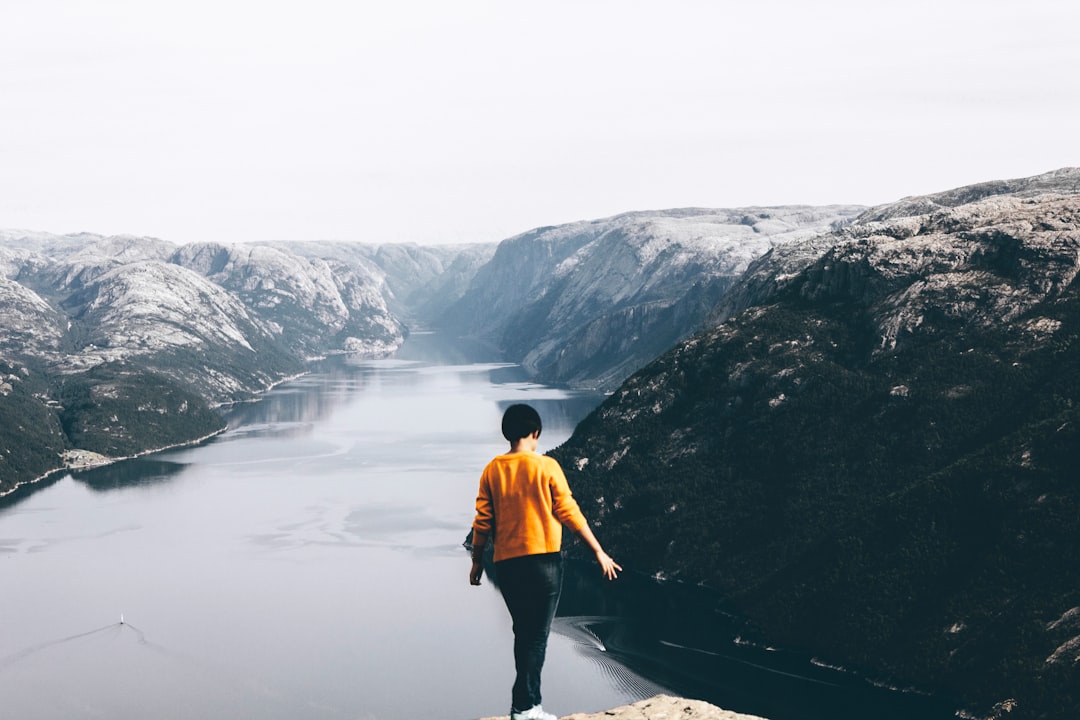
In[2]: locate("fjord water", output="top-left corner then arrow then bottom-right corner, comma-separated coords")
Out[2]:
0,333 -> 956,720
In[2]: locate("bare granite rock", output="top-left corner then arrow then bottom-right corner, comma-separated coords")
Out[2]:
478,694 -> 768,720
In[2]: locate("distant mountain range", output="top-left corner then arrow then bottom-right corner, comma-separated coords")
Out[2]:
1,205 -> 854,494
441,205 -> 864,389
2,168 -> 1079,718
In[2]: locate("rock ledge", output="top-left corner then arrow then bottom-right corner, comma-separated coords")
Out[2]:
479,694 -> 768,720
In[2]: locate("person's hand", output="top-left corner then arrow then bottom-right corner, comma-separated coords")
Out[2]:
596,550 -> 622,580
469,558 -> 484,585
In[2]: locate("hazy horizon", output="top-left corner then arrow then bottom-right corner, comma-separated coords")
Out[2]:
2,1 -> 1077,246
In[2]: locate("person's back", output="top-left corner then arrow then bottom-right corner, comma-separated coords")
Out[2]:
475,451 -> 584,562
469,404 -> 620,720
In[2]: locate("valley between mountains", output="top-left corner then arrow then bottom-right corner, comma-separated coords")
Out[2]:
3,168 -> 1079,718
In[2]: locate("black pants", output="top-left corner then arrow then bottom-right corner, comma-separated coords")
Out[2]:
495,552 -> 564,712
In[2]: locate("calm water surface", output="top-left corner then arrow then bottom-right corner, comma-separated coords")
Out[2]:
0,333 -> 957,720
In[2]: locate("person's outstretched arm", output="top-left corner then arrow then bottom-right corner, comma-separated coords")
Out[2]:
574,524 -> 621,580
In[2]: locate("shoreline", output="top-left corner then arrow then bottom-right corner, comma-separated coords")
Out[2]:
0,363 -> 328,502
0,351 -> 390,502
0,425 -> 229,501
209,369 -> 311,409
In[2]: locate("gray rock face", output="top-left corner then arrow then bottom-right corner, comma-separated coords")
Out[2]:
856,166 -> 1080,223
800,195 -> 1080,353
171,242 -> 404,359
0,275 -> 66,359
714,167 -> 1080,326
2,234 -> 410,396
444,206 -> 865,389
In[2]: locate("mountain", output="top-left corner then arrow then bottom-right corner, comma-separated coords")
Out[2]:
0,233 -> 487,495
170,242 -> 403,358
275,240 -> 497,325
441,206 -> 865,390
4,169 -> 1079,716
551,170 -> 1080,719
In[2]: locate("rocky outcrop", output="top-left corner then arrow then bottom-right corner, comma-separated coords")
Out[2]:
444,206 -> 864,389
713,167 -> 1080,326
479,695 -> 767,720
553,178 -> 1080,718
855,166 -> 1080,223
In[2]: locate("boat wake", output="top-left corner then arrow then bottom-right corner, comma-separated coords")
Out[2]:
553,616 -> 670,700
0,622 -> 120,670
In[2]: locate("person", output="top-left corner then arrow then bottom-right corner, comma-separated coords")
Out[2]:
470,403 -> 621,720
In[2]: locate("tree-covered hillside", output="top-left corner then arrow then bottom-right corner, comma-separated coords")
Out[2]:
0,358 -> 67,491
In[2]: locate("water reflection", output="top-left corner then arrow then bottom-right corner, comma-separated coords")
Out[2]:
393,330 -> 505,365
551,561 -> 959,720
222,365 -> 374,436
73,458 -> 187,492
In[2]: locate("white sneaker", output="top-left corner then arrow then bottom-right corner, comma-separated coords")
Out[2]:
510,705 -> 557,720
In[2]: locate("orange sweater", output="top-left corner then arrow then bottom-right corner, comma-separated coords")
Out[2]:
472,451 -> 588,563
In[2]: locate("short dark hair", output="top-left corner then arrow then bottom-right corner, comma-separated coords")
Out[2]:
501,404 -> 542,442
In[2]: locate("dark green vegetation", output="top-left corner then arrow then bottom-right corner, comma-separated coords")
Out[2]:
56,363 -> 226,457
0,359 -> 67,490
0,357 -> 234,495
554,198 -> 1080,719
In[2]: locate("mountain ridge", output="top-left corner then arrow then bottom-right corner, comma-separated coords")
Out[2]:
551,172 -> 1080,719
443,205 -> 865,390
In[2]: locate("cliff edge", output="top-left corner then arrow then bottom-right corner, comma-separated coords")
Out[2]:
479,694 -> 768,720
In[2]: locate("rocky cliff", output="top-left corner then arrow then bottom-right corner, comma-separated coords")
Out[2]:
552,170 -> 1080,719
442,206 -> 864,389
479,694 -> 767,720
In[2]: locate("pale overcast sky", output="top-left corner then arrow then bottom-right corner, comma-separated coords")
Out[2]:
1,0 -> 1077,245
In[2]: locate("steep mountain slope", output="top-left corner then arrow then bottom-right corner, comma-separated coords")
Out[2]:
443,206 -> 864,389
552,180 -> 1080,719
0,234 -> 474,495
0,275 -> 66,358
278,241 -> 497,323
171,243 -> 404,358
62,260 -> 298,393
